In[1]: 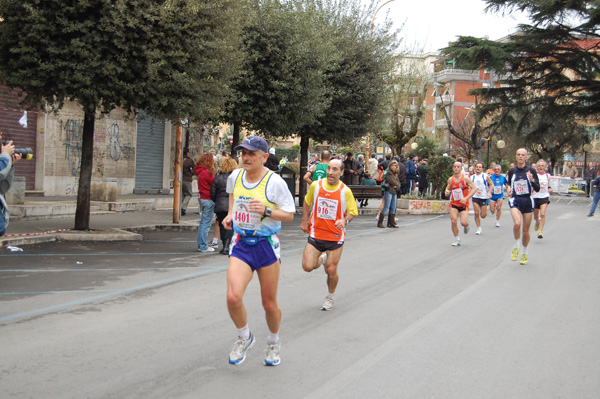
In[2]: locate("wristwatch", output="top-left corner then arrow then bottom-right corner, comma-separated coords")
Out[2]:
264,207 -> 272,217
344,217 -> 350,225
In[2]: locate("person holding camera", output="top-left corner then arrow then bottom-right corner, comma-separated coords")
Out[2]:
1,132 -> 22,236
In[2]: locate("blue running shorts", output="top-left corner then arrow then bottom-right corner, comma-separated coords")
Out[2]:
230,233 -> 280,271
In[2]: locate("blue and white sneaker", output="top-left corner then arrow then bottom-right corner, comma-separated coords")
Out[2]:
263,341 -> 281,366
229,332 -> 255,365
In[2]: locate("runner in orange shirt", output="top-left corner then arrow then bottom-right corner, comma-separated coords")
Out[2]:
300,159 -> 358,311
445,161 -> 477,247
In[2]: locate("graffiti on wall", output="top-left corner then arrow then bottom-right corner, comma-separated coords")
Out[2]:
408,200 -> 449,213
107,123 -> 135,162
65,178 -> 79,196
60,119 -> 83,176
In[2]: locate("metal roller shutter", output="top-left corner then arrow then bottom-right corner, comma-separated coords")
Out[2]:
0,86 -> 37,190
134,112 -> 165,191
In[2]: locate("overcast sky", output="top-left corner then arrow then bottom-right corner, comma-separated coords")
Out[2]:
371,0 -> 531,52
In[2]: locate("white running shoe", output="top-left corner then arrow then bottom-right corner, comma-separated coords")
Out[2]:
464,225 -> 470,234
476,227 -> 482,235
229,332 -> 255,365
263,341 -> 281,366
321,294 -> 334,311
495,221 -> 500,227
198,247 -> 215,253
452,240 -> 461,247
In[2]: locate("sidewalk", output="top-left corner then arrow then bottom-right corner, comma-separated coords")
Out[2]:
2,194 -> 385,247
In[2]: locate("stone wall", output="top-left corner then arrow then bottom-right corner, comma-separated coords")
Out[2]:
37,102 -> 137,196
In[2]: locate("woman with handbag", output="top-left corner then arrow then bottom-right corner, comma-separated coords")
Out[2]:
377,160 -> 401,228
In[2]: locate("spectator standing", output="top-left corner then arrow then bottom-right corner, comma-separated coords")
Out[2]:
405,154 -> 417,193
584,162 -> 597,195
368,154 -> 378,182
417,158 -> 429,196
356,154 -> 365,182
379,154 -> 391,171
562,161 -> 578,178
587,171 -> 600,217
181,149 -> 195,216
210,158 -> 238,254
278,155 -> 288,169
342,152 -> 361,186
195,152 -> 216,252
378,160 -> 401,228
1,134 -> 21,236
265,148 -> 279,171
397,157 -> 407,195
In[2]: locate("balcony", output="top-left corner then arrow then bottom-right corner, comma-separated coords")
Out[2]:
435,94 -> 454,105
435,119 -> 449,127
434,68 -> 479,83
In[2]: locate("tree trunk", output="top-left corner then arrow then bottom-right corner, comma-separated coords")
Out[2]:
231,122 -> 241,154
298,135 -> 310,208
74,107 -> 95,230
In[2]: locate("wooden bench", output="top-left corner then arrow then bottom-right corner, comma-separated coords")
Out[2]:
347,185 -> 383,200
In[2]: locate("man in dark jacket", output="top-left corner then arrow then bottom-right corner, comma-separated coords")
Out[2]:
342,152 -> 361,185
417,158 -> 429,197
405,154 -> 417,194
181,149 -> 195,215
396,158 -> 407,195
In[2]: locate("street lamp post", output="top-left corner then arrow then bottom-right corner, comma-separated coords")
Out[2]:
485,134 -> 505,168
583,142 -> 593,196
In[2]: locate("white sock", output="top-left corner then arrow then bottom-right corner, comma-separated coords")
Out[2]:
212,237 -> 219,244
267,332 -> 280,344
455,235 -> 461,241
515,240 -> 521,248
522,247 -> 528,255
238,325 -> 250,340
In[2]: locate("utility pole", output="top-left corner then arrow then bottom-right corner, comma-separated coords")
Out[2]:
172,120 -> 183,223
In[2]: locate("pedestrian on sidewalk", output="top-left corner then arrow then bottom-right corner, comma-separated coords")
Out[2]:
587,171 -> 600,217
181,149 -> 195,216
300,159 -> 358,311
210,158 -> 237,254
222,136 -> 295,366
378,160 -> 400,228
195,152 -> 216,252
1,135 -> 22,236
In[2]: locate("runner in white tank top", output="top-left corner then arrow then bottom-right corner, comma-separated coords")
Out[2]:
532,159 -> 553,239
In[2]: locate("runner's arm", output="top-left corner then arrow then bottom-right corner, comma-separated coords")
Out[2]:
464,177 -> 478,200
303,165 -> 314,184
486,175 -> 495,197
529,169 -> 540,192
223,193 -> 235,230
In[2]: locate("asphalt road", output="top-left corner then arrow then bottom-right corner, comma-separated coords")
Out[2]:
1,202 -> 599,399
